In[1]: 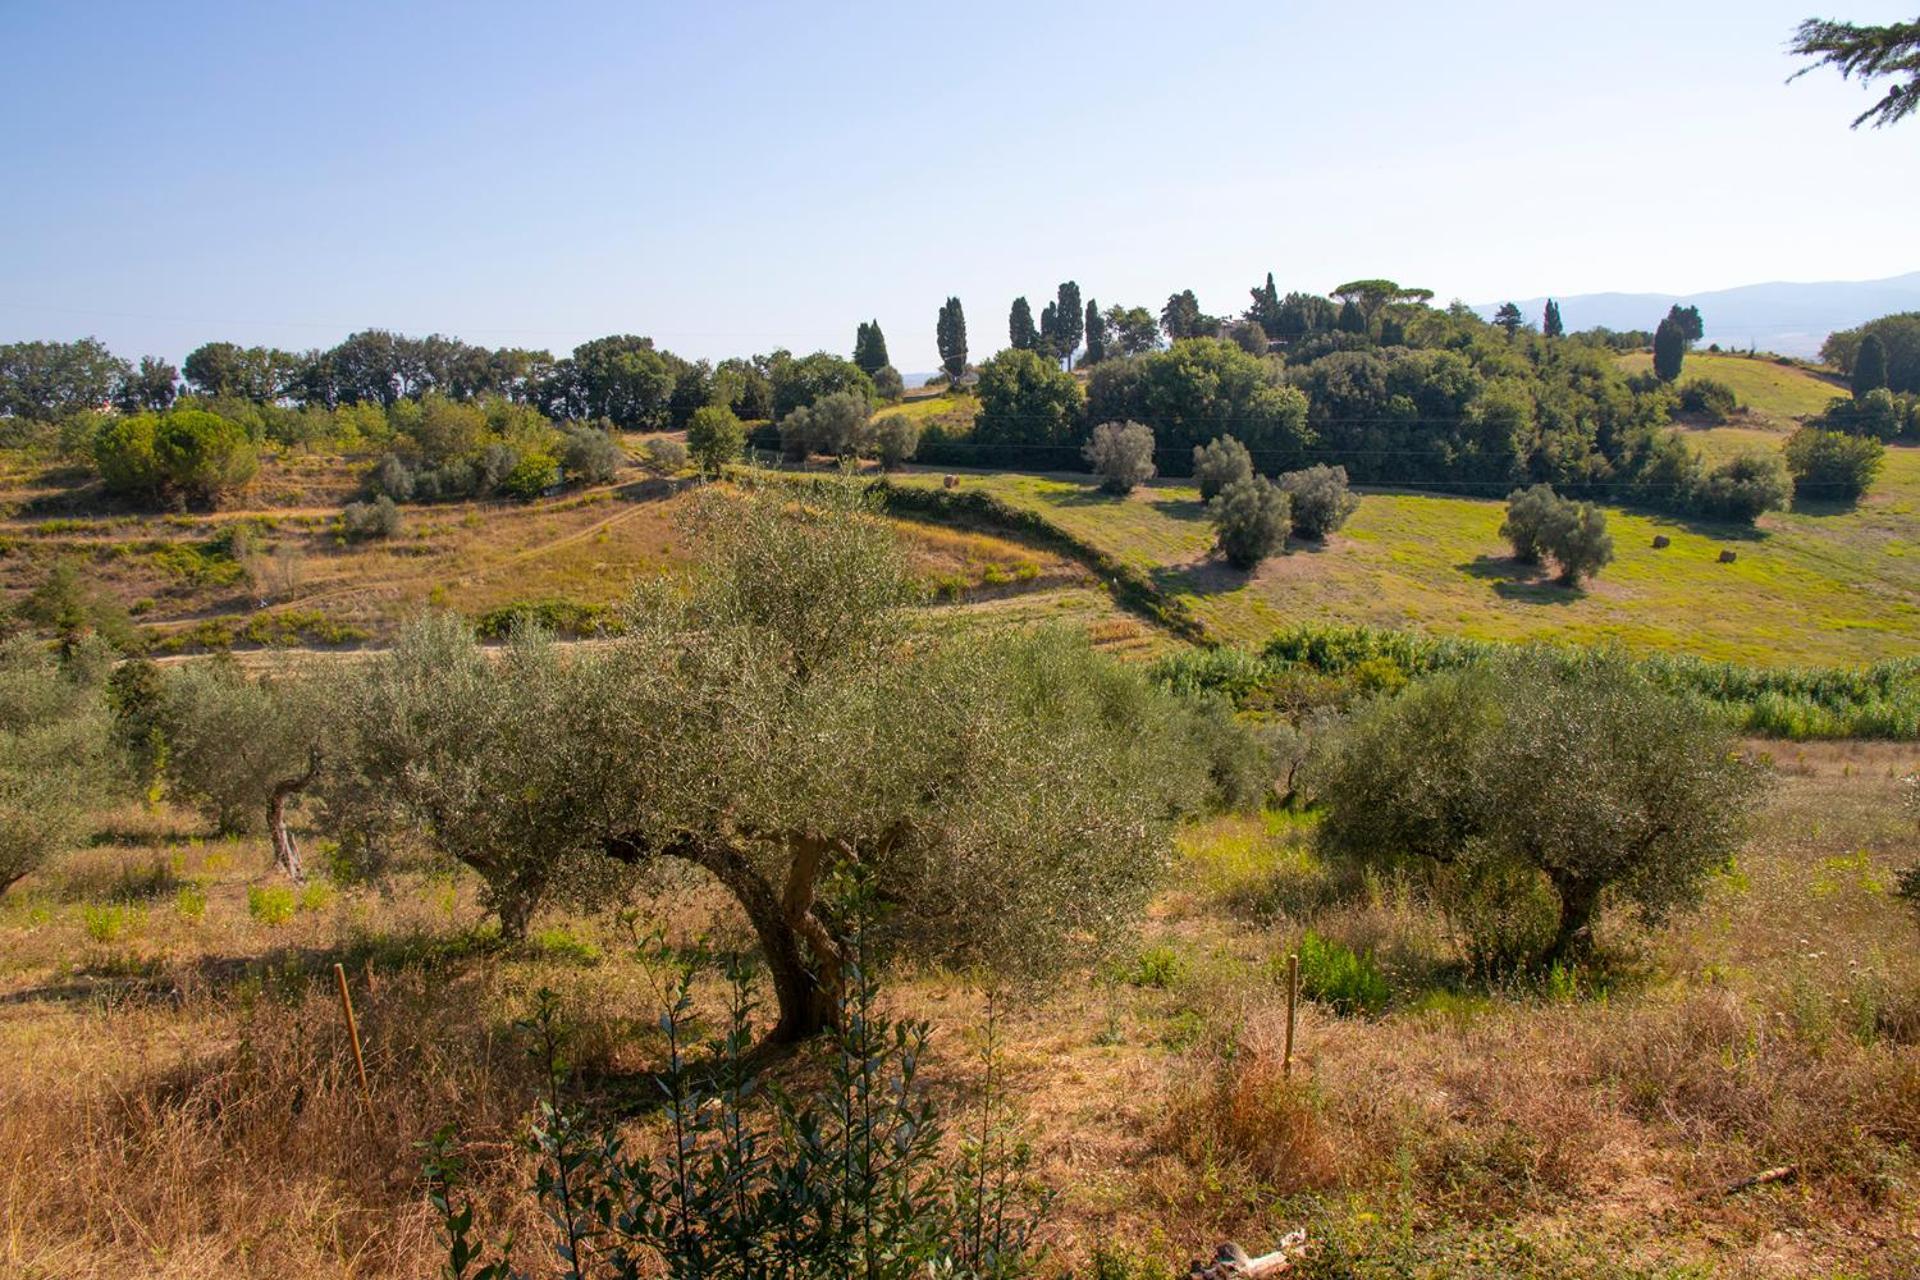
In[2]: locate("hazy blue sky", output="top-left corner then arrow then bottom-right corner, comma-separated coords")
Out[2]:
2,0 -> 1915,370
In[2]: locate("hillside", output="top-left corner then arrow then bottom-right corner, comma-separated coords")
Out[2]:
0,443 -> 1088,653
1617,350 -> 1847,426
1480,270 -> 1920,357
899,434 -> 1920,666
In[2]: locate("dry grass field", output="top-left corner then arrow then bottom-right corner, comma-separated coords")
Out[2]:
2,740 -> 1916,1278
0,444 -> 1085,653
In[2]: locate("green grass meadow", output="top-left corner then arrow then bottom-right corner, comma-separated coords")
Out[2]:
905,429 -> 1920,666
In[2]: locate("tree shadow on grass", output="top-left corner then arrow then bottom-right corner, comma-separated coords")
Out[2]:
1459,555 -> 1583,605
1051,486 -> 1127,507
1150,496 -> 1210,522
1789,494 -> 1864,517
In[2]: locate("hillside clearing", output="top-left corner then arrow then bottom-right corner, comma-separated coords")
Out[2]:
1618,350 -> 1846,425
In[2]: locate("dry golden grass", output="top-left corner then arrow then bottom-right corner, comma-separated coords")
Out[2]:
3,743 -> 1919,1277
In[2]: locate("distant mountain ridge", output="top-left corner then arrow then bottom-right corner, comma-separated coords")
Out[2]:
1476,271 -> 1920,359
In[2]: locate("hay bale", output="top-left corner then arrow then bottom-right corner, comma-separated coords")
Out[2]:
1651,534 -> 1671,549
943,474 -> 959,489
1718,548 -> 1737,564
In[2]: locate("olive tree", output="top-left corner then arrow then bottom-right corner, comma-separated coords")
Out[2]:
160,659 -> 332,879
1193,435 -> 1254,502
343,617 -> 612,936
1279,463 -> 1360,539
0,638 -> 113,894
1083,421 -> 1157,493
1211,475 -> 1291,569
1313,648 -> 1762,967
345,477 -> 1206,1047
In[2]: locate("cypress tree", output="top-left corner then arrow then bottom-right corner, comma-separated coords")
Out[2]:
852,320 -> 889,376
1652,317 -> 1686,382
1083,299 -> 1107,364
1039,301 -> 1059,359
1336,299 -> 1367,334
1543,299 -> 1564,339
1055,281 -> 1083,368
1854,332 -> 1889,397
1009,297 -> 1037,350
937,297 -> 968,384
1250,272 -> 1281,331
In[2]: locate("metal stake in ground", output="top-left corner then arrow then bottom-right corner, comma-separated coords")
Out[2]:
334,962 -> 373,1115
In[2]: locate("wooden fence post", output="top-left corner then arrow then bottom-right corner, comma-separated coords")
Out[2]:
334,961 -> 373,1115
1283,952 -> 1300,1078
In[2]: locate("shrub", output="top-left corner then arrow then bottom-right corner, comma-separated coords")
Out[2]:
90,414 -> 161,499
339,496 -> 402,542
871,364 -> 905,401
872,412 -> 920,469
1083,420 -> 1157,493
1312,648 -> 1763,968
432,955 -> 1049,1280
94,408 -> 257,507
367,453 -> 416,501
1193,435 -> 1254,502
496,450 -> 559,500
246,884 -> 295,926
1694,451 -> 1790,523
1784,426 -> 1885,504
642,436 -> 689,474
1211,475 -> 1290,569
1297,929 -> 1392,1014
1677,377 -> 1738,423
1819,387 -> 1908,441
1279,463 -> 1359,539
0,638 -> 113,894
557,423 -> 623,486
152,409 -> 259,506
686,404 -> 745,472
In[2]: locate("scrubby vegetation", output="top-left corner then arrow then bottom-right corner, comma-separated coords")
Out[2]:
1156,622 -> 1920,740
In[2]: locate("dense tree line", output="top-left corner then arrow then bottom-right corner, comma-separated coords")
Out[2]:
0,330 -> 882,442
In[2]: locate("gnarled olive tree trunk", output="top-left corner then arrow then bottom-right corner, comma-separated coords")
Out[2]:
267,748 -> 321,882
605,829 -> 852,1052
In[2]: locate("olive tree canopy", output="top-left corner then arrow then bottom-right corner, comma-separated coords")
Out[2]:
346,476 -> 1206,1047
1313,648 -> 1762,966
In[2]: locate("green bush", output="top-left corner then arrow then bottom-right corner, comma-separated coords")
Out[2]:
1499,483 -> 1560,563
497,450 -> 558,500
1783,426 -> 1884,504
686,404 -> 745,472
428,951 -> 1049,1279
93,407 -> 257,507
246,884 -> 295,926
1297,929 -> 1391,1014
1693,451 -> 1789,523
340,496 -> 402,541
1677,377 -> 1738,423
557,423 -> 622,486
